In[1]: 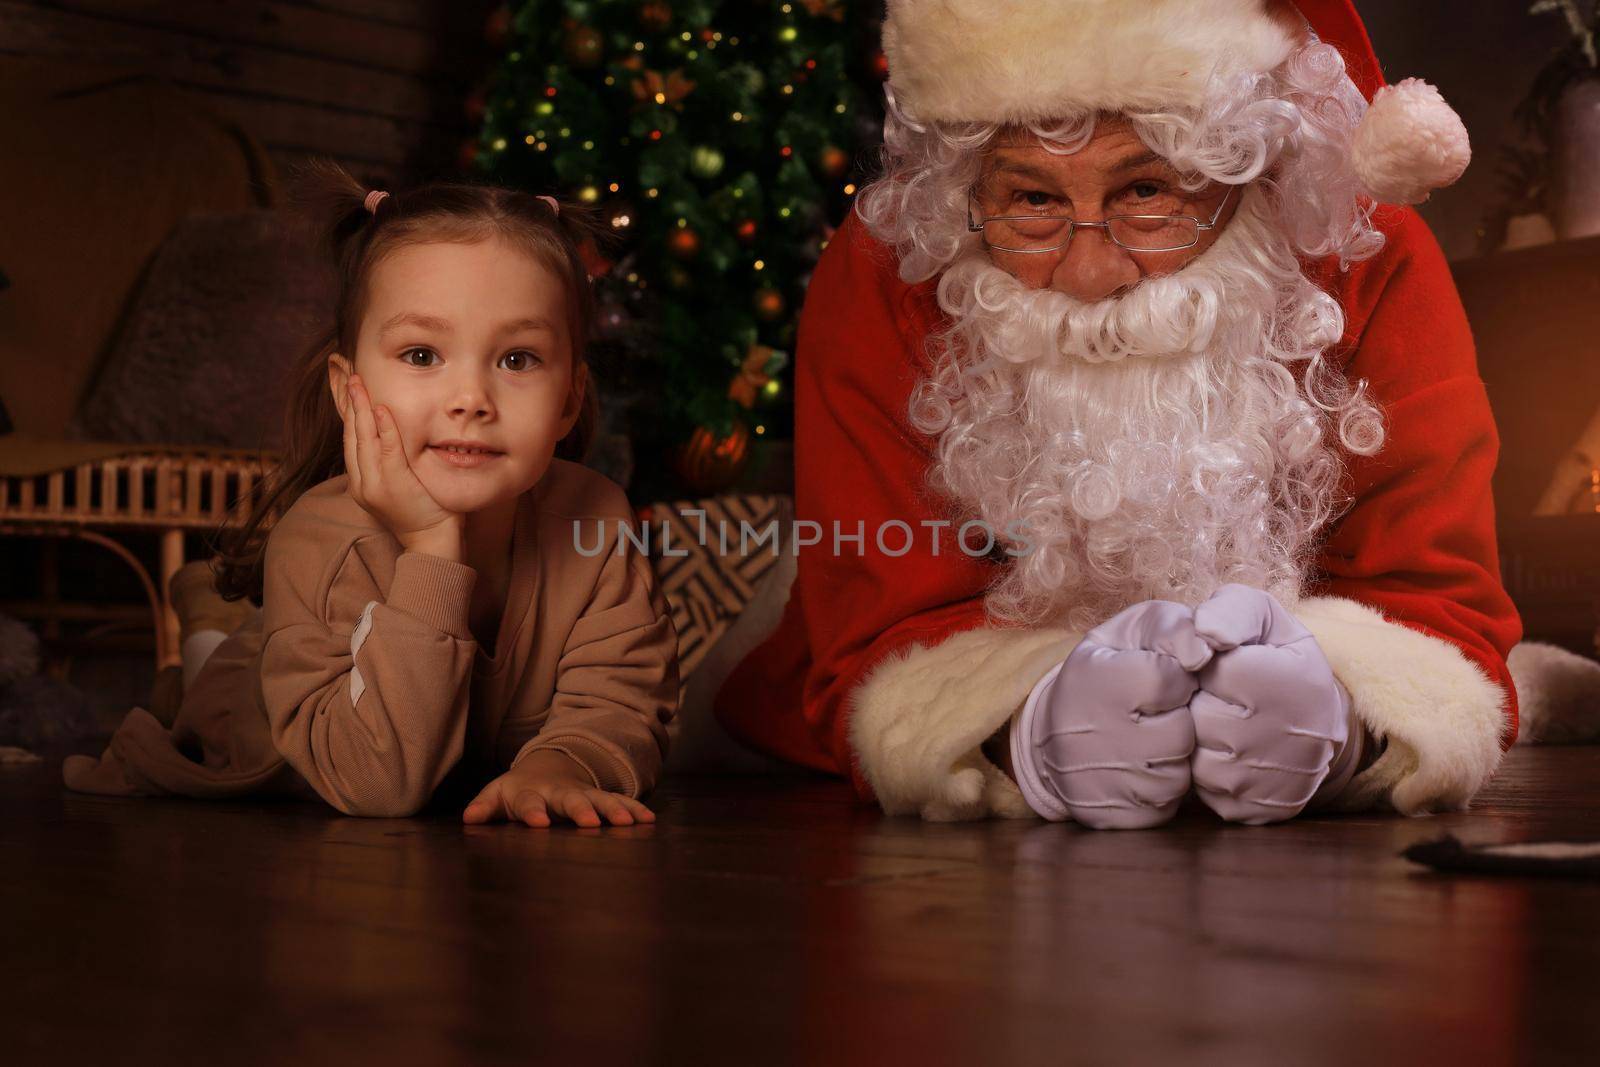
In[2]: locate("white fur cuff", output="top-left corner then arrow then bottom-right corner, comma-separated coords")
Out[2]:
1291,595 -> 1508,815
848,625 -> 1081,821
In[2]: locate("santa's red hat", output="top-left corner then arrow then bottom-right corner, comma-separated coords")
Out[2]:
882,0 -> 1469,205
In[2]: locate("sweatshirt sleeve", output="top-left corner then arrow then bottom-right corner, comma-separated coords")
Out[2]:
260,524 -> 479,818
511,533 -> 679,799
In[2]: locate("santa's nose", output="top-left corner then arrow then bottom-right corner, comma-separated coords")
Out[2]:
1049,228 -> 1140,302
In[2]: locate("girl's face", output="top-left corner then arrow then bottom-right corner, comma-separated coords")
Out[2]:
330,236 -> 586,517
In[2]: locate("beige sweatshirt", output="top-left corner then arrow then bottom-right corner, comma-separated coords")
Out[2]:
64,459 -> 680,816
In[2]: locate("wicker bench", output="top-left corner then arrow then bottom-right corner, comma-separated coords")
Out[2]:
0,441 -> 272,669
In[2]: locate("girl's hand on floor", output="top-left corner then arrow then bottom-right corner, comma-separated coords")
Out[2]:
342,374 -> 462,556
462,749 -> 656,829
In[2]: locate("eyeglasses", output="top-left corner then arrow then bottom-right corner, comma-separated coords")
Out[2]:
967,184 -> 1236,254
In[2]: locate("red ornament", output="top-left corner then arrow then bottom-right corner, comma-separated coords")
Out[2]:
631,68 -> 697,110
457,139 -> 481,173
870,49 -> 889,80
639,2 -> 673,31
675,422 -> 752,494
735,218 -> 759,244
576,238 -> 613,279
463,89 -> 488,123
728,344 -> 778,409
667,227 -> 701,259
485,4 -> 512,47
753,288 -> 786,322
563,23 -> 604,68
801,0 -> 846,20
819,145 -> 850,180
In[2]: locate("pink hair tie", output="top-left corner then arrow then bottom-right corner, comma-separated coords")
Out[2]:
364,189 -> 390,215
537,194 -> 560,216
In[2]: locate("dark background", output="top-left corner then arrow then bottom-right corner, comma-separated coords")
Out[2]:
0,0 -> 502,186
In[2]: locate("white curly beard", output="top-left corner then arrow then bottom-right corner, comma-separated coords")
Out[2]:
916,186 -> 1383,633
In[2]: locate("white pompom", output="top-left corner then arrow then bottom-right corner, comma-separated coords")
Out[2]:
1351,78 -> 1471,205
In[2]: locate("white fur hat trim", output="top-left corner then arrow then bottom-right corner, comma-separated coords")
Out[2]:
883,0 -> 1300,124
1351,78 -> 1472,205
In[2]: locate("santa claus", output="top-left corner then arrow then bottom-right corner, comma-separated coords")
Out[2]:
714,0 -> 1528,826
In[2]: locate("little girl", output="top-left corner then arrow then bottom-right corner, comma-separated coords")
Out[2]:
64,163 -> 680,828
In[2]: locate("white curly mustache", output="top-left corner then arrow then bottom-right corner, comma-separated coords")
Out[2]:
913,187 -> 1384,633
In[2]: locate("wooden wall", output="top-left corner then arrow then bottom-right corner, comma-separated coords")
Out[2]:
0,0 -> 501,185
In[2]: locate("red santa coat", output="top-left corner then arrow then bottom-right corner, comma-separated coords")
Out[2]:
714,203 -> 1522,821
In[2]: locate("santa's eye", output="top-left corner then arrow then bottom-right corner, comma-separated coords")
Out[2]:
1128,181 -> 1164,201
500,350 -> 543,372
400,347 -> 439,368
1020,189 -> 1058,210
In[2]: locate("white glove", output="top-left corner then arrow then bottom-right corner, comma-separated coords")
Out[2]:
1189,584 -> 1364,824
1010,599 -> 1214,829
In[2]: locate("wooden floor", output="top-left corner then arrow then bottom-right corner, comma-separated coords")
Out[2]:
4,746 -> 1600,1066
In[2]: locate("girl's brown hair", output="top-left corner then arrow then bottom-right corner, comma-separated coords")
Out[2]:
214,160 -> 601,603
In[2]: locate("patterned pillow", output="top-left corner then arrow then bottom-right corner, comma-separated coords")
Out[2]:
639,493 -> 793,683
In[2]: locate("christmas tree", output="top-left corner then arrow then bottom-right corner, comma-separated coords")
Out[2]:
473,0 -> 884,495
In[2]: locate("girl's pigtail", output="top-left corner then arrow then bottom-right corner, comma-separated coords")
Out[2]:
553,198 -> 611,265
288,158 -> 384,268
213,332 -> 344,603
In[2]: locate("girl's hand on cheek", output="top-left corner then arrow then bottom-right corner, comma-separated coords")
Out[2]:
462,750 -> 656,829
342,374 -> 463,556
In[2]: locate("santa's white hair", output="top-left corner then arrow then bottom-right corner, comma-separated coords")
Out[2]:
855,37 -> 1390,632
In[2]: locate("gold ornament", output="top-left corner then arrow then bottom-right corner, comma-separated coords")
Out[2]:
603,199 -> 636,233
690,145 -> 726,179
